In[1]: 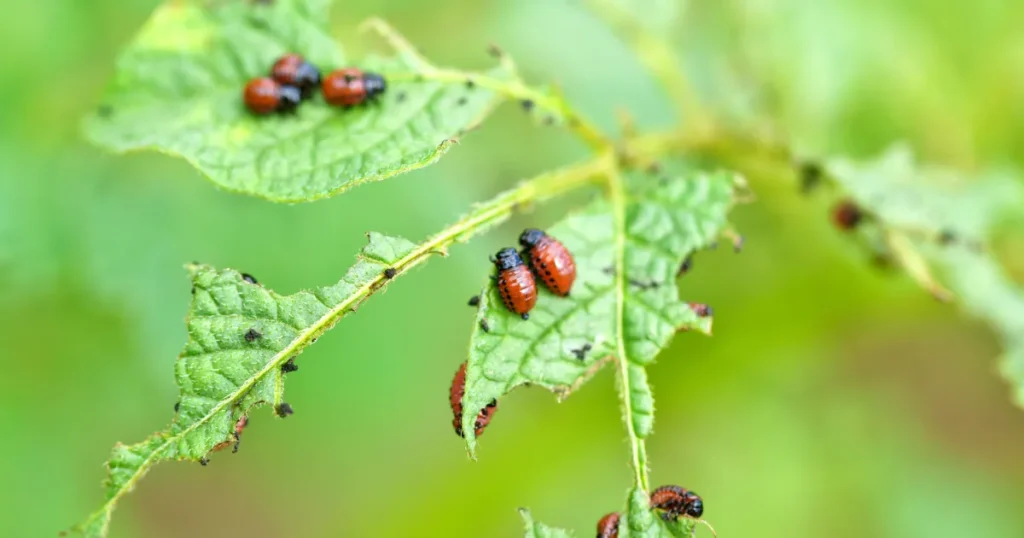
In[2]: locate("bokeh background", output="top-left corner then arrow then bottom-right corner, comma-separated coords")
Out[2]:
3,0 -> 1024,537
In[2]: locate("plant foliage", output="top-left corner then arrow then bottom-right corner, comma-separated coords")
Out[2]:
70,0 -> 1024,536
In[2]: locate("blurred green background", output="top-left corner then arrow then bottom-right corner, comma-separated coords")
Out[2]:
3,0 -> 1024,537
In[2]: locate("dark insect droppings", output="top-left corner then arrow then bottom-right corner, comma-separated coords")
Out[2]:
281,357 -> 298,373
467,295 -> 480,307
570,342 -> 593,360
383,267 -> 397,279
241,273 -> 258,284
678,255 -> 693,276
244,328 -> 262,342
276,403 -> 294,417
799,160 -> 823,193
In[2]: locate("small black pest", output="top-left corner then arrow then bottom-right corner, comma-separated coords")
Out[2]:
276,403 -> 294,417
479,319 -> 491,333
383,267 -> 397,279
468,295 -> 480,307
241,273 -> 258,284
244,328 -> 262,342
281,358 -> 298,373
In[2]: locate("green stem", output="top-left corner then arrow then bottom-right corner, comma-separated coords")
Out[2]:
606,167 -> 650,491
362,16 -> 613,152
386,69 -> 612,152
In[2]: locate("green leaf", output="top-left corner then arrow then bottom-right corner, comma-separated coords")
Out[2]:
519,508 -> 574,538
70,157 -> 608,538
83,1 -> 506,202
72,232 -> 419,537
460,165 -> 739,455
826,144 -> 1024,405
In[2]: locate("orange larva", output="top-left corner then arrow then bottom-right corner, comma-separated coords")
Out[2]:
650,485 -> 703,520
832,199 -> 863,231
243,77 -> 301,115
493,248 -> 537,320
270,53 -> 321,98
449,362 -> 498,438
322,68 -> 387,107
596,512 -> 620,538
519,228 -> 576,297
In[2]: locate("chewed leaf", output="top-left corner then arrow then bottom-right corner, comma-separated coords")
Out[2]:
520,508 -> 574,538
461,167 -> 737,454
72,232 -> 418,537
83,1 -> 507,202
826,145 -> 1024,405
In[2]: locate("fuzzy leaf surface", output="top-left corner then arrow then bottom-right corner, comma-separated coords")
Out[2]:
83,0 -> 505,202
460,166 -> 738,453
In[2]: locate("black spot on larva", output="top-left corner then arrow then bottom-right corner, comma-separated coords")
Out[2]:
468,295 -> 480,307
276,403 -> 294,417
456,96 -> 468,106
520,99 -> 535,112
199,458 -> 209,466
938,229 -> 957,245
281,357 -> 298,373
97,104 -> 114,118
465,79 -> 476,89
395,91 -> 406,103
174,401 -> 180,412
383,267 -> 397,279
479,319 -> 490,333
241,273 -> 258,284
244,328 -> 262,342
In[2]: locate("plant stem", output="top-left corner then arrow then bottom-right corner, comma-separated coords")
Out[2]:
606,166 -> 650,491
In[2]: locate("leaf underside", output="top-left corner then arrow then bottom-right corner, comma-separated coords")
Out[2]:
73,232 -> 417,537
83,0 -> 506,202
460,164 -> 738,454
826,144 -> 1024,405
